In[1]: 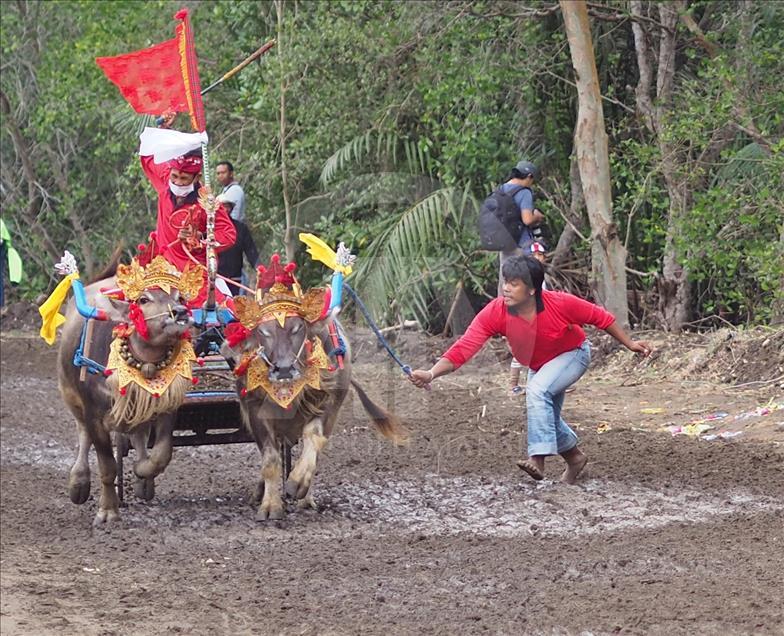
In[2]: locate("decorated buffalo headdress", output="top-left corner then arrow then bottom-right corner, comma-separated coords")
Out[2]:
232,254 -> 329,330
115,256 -> 204,302
228,254 -> 333,409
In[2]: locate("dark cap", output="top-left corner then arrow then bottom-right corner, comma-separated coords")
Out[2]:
515,160 -> 539,179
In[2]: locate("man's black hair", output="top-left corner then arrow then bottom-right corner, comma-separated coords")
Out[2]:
506,160 -> 538,182
217,161 -> 234,173
501,255 -> 545,312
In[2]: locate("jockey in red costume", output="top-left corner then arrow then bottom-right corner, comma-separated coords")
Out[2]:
139,150 -> 236,307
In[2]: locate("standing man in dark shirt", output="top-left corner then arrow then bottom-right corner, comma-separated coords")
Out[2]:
216,161 -> 246,222
218,218 -> 260,295
497,160 -> 545,296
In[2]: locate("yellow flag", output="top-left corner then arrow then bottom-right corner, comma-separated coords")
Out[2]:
299,233 -> 352,275
38,273 -> 78,345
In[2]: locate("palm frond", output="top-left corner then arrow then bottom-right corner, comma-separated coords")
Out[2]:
712,142 -> 770,186
348,185 -> 478,324
320,130 -> 432,187
110,104 -> 155,138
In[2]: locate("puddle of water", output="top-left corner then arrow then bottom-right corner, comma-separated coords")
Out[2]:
321,475 -> 784,538
6,430 -> 781,542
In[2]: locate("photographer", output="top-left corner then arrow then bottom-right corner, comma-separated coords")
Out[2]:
497,160 -> 545,296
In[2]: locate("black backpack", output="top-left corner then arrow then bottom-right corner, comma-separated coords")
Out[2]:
477,185 -> 529,251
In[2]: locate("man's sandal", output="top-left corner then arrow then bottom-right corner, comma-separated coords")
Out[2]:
516,459 -> 544,481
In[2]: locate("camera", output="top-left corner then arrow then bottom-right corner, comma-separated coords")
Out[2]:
532,226 -> 544,241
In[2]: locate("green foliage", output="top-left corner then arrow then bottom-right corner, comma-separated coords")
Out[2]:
2,0 -> 781,329
678,146 -> 783,324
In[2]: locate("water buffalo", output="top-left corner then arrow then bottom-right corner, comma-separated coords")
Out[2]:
58,259 -> 200,525
224,296 -> 408,521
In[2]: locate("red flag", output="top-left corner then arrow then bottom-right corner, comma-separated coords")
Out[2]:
96,8 -> 205,131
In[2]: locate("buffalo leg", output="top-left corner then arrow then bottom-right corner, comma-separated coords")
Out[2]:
256,434 -> 284,521
92,424 -> 120,525
68,420 -> 92,505
286,417 -> 326,506
129,427 -> 156,501
134,416 -> 173,479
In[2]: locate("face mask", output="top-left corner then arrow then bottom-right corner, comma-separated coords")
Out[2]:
169,181 -> 194,197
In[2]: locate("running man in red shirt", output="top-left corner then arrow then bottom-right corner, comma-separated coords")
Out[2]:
409,255 -> 652,484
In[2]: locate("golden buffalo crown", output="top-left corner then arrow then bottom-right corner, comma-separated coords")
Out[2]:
115,256 -> 203,302
233,253 -> 328,328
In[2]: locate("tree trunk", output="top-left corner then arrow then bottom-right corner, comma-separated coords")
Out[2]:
0,90 -> 62,266
560,0 -> 629,326
630,0 -> 691,330
551,155 -> 587,269
654,2 -> 692,330
45,146 -> 96,278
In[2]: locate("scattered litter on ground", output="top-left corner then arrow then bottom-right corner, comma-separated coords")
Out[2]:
667,423 -> 715,437
596,422 -> 611,434
662,403 -> 783,441
702,431 -> 744,441
733,400 -> 782,421
640,407 -> 664,414
699,412 -> 730,422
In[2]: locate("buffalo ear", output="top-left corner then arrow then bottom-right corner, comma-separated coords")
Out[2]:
105,297 -> 130,322
219,340 -> 239,363
220,330 -> 258,363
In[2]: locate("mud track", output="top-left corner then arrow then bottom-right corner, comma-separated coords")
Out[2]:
1,331 -> 783,635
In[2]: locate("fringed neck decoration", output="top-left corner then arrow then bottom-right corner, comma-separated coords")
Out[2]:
107,337 -> 197,397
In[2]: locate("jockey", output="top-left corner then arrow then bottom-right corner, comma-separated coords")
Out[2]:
139,151 -> 236,273
138,122 -> 236,307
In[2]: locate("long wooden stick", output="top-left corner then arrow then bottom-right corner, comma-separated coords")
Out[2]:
201,40 -> 276,96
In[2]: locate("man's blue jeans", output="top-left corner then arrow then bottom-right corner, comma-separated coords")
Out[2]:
525,341 -> 591,456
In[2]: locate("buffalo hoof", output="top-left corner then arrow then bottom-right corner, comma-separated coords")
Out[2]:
93,508 -> 120,527
296,494 -> 317,510
133,477 -> 155,501
256,506 -> 284,522
69,480 -> 91,505
284,478 -> 310,501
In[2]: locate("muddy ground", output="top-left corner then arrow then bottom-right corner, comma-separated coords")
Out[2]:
1,322 -> 783,635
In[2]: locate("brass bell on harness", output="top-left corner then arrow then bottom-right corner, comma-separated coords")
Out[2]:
140,362 -> 158,379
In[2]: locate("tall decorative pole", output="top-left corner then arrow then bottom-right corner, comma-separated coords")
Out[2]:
96,8 -> 276,314
198,142 -> 217,309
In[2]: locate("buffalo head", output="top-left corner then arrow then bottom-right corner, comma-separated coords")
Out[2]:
109,287 -> 192,347
250,316 -> 311,383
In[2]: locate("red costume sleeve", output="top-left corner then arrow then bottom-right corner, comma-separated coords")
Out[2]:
441,300 -> 503,370
212,203 -> 237,253
554,292 -> 615,330
140,155 -> 170,193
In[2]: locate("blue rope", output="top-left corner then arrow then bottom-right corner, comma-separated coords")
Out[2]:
343,283 -> 412,376
73,318 -> 106,375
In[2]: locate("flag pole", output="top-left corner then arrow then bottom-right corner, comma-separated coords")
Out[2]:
199,41 -> 275,310
199,141 -> 218,310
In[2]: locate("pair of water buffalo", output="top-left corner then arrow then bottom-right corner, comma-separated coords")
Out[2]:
58,275 -> 407,526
